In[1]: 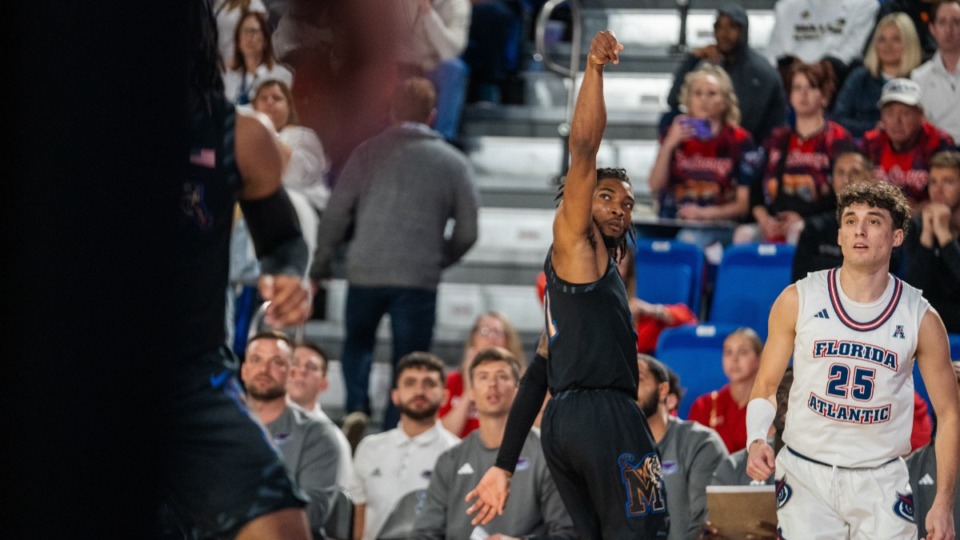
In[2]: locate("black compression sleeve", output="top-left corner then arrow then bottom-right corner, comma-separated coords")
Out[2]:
239,189 -> 308,276
495,353 -> 548,473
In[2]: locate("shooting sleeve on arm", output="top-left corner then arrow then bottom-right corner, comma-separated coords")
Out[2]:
495,353 -> 548,473
240,188 -> 308,276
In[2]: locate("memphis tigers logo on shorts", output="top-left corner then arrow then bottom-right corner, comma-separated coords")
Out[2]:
618,452 -> 667,517
776,476 -> 793,509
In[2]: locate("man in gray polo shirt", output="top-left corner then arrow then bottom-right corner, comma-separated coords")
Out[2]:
412,348 -> 576,539
637,354 -> 728,540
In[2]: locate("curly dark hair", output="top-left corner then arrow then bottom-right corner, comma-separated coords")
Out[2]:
835,181 -> 911,232
555,168 -> 635,262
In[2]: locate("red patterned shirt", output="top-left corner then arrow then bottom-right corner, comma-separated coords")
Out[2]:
757,121 -> 856,216
859,121 -> 955,203
660,124 -> 756,218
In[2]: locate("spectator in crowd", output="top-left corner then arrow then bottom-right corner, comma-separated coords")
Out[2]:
411,348 -> 576,539
350,352 -> 460,540
766,0 -> 880,91
285,340 -> 355,487
223,11 -> 293,105
309,77 -> 479,430
860,77 -> 955,205
735,62 -> 856,245
912,0 -> 960,142
833,12 -> 923,139
876,0 -> 939,61
214,0 -> 267,66
397,0 -> 471,143
637,354 -> 728,540
687,327 -> 762,454
664,3 -> 786,145
903,150 -> 960,333
648,63 -> 756,258
791,151 -> 875,281
252,79 -> 330,216
439,311 -> 526,439
906,360 -> 960,539
240,331 -> 343,531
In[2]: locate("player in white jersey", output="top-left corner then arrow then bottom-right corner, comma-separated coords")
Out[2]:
745,182 -> 960,539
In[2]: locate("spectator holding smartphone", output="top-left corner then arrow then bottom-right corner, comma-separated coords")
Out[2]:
649,64 -> 756,259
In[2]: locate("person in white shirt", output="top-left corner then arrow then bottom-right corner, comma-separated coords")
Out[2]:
285,340 -> 355,488
912,0 -> 960,141
213,0 -> 267,68
223,11 -> 293,106
252,79 -> 330,215
349,352 -> 459,540
766,0 -> 879,82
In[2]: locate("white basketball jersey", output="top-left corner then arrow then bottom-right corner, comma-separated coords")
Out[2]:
785,268 -> 929,468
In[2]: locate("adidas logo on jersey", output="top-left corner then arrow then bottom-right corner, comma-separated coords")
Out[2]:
814,308 -> 830,319
919,474 -> 934,486
457,463 -> 475,475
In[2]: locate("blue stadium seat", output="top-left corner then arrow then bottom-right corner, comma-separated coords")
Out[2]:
635,239 -> 705,313
654,323 -> 741,419
708,243 -> 796,341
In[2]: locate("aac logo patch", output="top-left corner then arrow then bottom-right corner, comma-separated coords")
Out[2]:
776,476 -> 792,509
893,492 -> 914,523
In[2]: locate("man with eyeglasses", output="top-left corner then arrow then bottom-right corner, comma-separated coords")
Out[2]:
286,339 -> 355,486
242,330 -> 344,532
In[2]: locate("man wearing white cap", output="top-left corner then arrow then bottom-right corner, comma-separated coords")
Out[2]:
859,78 -> 955,206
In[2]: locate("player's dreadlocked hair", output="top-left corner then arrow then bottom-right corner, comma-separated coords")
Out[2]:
555,167 -> 635,263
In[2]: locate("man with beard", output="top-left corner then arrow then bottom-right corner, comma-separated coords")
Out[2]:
466,31 -> 669,539
636,355 -> 728,540
241,331 -> 343,531
413,348 -> 575,539
349,352 -> 460,540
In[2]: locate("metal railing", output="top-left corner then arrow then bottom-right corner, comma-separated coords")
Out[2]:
533,0 -> 582,183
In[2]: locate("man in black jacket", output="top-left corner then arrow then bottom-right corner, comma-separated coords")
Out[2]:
661,3 -> 786,145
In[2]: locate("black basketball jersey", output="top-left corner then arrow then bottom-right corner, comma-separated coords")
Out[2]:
176,94 -> 241,357
543,248 -> 639,395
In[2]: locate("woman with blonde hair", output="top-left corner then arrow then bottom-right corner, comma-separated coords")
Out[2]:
648,63 -> 756,257
439,312 -> 526,438
832,12 -> 923,138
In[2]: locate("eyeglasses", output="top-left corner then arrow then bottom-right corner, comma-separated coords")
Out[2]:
240,27 -> 263,37
478,326 -> 506,338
